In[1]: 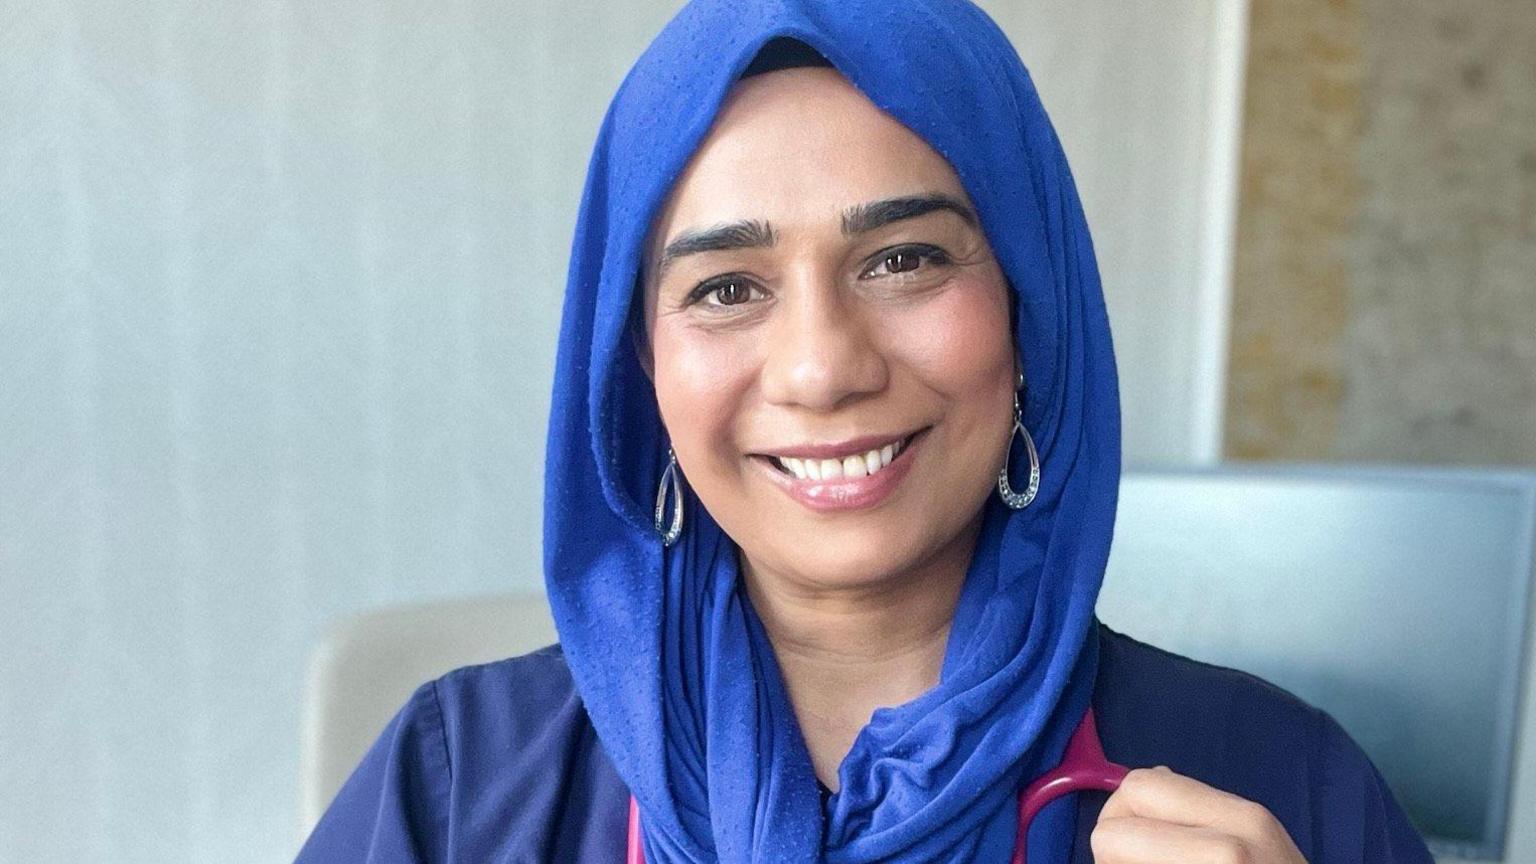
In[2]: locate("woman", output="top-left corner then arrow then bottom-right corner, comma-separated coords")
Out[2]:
297,1 -> 1434,862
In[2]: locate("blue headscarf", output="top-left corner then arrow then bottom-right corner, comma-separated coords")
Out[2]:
542,1 -> 1121,861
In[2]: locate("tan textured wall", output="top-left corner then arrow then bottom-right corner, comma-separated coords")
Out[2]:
1225,0 -> 1363,460
1226,0 -> 1536,465
1335,0 -> 1536,465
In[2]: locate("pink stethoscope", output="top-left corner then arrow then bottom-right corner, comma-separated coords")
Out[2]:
626,707 -> 1128,864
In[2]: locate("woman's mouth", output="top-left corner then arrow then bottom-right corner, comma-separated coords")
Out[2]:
752,428 -> 927,512
767,431 -> 916,480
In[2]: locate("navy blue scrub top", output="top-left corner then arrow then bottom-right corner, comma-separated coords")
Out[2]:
295,622 -> 1435,863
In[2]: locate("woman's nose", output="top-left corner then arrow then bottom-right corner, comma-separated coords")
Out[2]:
758,279 -> 888,412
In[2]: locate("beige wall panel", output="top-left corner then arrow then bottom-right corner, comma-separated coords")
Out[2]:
1336,0 -> 1536,465
1225,0 -> 1362,460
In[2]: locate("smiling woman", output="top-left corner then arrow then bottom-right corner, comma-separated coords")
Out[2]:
641,67 -> 1015,593
294,2 -> 1435,863
640,67 -> 1020,790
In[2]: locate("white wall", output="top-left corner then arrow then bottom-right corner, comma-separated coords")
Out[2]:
0,1 -> 1245,861
983,0 -> 1248,466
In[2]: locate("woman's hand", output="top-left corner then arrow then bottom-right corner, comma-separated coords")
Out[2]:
1090,766 -> 1308,864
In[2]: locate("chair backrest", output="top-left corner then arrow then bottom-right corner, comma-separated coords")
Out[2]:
1097,465 -> 1536,861
298,592 -> 557,835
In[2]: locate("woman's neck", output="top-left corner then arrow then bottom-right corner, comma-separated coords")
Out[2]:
741,515 -> 981,791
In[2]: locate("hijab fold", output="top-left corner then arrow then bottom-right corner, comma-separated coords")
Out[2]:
543,1 -> 1122,860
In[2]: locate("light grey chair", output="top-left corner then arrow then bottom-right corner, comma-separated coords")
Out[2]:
1095,466 -> 1536,863
298,593 -> 558,836
300,466 -> 1536,861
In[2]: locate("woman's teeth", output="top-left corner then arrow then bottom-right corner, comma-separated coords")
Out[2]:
772,439 -> 903,481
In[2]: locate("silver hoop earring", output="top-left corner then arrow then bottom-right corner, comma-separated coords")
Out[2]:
654,447 -> 684,546
997,390 -> 1040,510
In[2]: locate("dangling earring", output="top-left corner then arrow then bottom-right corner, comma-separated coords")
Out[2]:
997,373 -> 1040,510
654,446 -> 684,546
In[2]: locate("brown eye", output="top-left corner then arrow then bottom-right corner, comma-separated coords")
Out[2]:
682,275 -> 762,309
712,279 -> 752,305
864,245 -> 950,279
884,251 -> 921,274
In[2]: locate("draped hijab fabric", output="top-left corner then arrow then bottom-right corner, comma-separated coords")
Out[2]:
541,1 -> 1122,861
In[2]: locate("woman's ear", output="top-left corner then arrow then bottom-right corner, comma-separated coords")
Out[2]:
631,305 -> 655,383
633,234 -> 673,385
635,329 -> 655,382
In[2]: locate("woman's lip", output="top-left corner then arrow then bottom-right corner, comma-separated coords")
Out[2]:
755,428 -> 923,461
753,429 -> 926,512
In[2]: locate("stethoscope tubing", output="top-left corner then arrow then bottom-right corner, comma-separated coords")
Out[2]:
626,706 -> 1129,864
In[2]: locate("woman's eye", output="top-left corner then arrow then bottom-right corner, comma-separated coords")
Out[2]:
884,251 -> 922,273
712,280 -> 752,305
684,276 -> 760,308
864,245 -> 950,278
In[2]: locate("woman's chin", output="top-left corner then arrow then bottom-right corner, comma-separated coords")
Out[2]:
738,522 -> 955,593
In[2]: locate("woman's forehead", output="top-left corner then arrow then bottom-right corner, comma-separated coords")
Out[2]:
646,67 -> 972,255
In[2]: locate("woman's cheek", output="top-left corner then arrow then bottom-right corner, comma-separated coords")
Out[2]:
884,277 -> 1013,393
654,325 -> 759,452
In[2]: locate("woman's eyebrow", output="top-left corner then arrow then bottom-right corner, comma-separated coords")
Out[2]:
657,220 -> 777,279
655,193 -> 977,279
840,193 -> 978,235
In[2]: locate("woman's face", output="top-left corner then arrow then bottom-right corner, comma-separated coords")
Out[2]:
642,67 -> 1016,592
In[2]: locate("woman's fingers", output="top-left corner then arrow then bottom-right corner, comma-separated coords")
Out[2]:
1090,815 -> 1257,864
1093,767 -> 1308,864
1101,767 -> 1269,832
